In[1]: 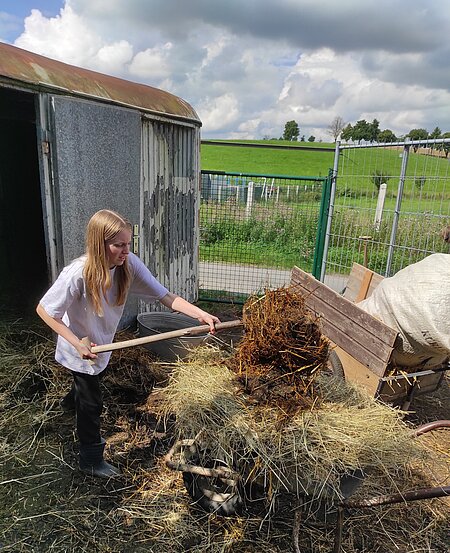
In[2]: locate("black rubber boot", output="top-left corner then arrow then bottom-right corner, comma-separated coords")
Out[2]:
60,388 -> 76,413
79,438 -> 121,478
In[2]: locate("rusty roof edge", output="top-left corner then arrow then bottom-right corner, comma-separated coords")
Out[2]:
1,74 -> 202,126
0,42 -> 201,125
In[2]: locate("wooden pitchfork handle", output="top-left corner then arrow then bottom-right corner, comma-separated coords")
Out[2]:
81,319 -> 243,354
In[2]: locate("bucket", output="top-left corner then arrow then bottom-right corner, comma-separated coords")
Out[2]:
137,312 -> 210,361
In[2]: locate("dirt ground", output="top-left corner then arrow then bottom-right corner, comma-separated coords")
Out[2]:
0,304 -> 448,553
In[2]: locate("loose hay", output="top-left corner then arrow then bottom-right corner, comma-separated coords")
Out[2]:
164,350 -> 424,504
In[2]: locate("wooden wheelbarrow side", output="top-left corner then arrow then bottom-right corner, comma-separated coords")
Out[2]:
290,264 -> 448,408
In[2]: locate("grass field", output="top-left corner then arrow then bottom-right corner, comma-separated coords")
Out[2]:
199,140 -> 449,283
201,140 -> 450,194
201,140 -> 335,177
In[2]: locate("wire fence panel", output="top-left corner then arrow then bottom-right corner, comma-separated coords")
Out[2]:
199,171 -> 326,302
323,140 -> 450,289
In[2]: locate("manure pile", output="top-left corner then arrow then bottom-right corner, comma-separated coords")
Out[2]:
232,287 -> 329,413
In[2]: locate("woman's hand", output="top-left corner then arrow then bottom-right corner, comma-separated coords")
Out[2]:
36,304 -> 99,360
75,340 -> 98,360
160,293 -> 221,333
196,312 -> 221,333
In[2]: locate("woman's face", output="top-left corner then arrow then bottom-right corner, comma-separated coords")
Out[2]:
105,228 -> 132,268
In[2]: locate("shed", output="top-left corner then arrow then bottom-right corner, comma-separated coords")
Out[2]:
0,42 -> 202,324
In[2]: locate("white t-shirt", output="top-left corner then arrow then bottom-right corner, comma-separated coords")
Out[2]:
40,253 -> 169,375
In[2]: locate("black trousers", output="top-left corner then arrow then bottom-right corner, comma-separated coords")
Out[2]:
65,370 -> 104,445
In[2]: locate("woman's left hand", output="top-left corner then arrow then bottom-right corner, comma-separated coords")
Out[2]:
197,312 -> 221,333
159,293 -> 221,333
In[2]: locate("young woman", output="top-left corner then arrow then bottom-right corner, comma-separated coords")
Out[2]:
37,209 -> 219,478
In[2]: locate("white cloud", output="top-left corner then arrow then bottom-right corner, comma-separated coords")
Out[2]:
15,6 -> 101,65
129,43 -> 172,82
197,94 -> 239,132
14,6 -> 133,74
94,41 -> 133,74
8,1 -> 450,139
276,48 -> 450,138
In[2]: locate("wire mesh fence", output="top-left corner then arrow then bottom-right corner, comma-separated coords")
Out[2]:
322,139 -> 450,290
199,171 -> 327,302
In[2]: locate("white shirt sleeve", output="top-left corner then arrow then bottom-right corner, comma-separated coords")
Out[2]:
39,258 -> 85,318
128,253 -> 169,300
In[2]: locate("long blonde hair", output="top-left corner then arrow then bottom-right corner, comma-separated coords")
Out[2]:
83,209 -> 132,315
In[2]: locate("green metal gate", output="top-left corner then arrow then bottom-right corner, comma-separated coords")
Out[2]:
199,170 -> 332,302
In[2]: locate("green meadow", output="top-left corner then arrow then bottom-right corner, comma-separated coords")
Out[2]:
199,140 -> 450,274
202,140 -> 449,187
201,140 -> 334,177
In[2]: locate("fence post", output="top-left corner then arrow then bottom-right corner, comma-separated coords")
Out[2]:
374,182 -> 387,231
319,140 -> 341,281
246,181 -> 254,219
312,171 -> 332,279
385,145 -> 410,276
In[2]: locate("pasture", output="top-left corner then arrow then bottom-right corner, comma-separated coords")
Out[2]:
201,140 -> 334,176
200,140 -> 450,287
201,140 -> 450,193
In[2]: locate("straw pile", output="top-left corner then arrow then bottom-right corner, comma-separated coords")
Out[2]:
164,350 -> 424,503
232,288 -> 329,414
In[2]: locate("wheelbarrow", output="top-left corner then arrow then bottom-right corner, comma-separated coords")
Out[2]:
165,420 -> 450,553
290,266 -> 449,410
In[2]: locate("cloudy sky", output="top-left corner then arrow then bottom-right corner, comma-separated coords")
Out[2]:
1,0 -> 450,140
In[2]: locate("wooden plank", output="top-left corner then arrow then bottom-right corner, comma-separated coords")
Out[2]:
296,286 -> 393,367
343,263 -> 384,302
343,263 -> 369,302
291,267 -> 398,348
290,267 -> 398,377
333,345 -> 380,396
321,320 -> 390,376
355,269 -> 374,302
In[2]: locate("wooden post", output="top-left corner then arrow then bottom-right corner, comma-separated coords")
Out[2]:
374,183 -> 387,231
358,236 -> 372,267
246,181 -> 254,218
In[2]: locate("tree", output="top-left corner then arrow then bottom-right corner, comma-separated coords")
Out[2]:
283,120 -> 300,141
407,128 -> 429,141
407,128 -> 428,152
378,129 -> 397,143
368,119 -> 380,142
308,135 -> 316,142
430,126 -> 442,139
351,120 -> 371,143
328,116 -> 346,141
341,123 -> 353,141
339,118 -> 381,143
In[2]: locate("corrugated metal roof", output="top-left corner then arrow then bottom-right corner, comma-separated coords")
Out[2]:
0,42 -> 200,124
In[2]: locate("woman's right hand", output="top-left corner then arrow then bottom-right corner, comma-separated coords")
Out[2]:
36,304 -> 98,361
76,341 -> 98,360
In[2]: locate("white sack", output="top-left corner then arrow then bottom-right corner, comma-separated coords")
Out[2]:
357,254 -> 450,368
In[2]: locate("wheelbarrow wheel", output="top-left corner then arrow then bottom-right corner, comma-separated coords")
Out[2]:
328,350 -> 345,380
183,459 -> 243,517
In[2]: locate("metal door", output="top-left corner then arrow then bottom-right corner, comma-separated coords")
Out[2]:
141,117 -> 200,306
